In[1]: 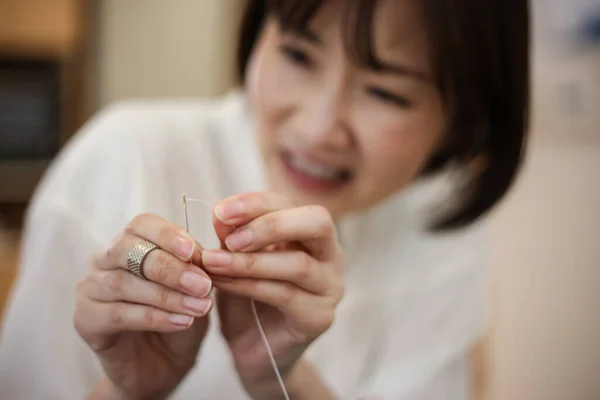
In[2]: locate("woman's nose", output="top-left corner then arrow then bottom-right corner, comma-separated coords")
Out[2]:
301,91 -> 352,150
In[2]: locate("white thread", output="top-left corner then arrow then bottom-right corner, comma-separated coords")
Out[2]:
251,300 -> 290,400
185,197 -> 213,207
183,195 -> 290,400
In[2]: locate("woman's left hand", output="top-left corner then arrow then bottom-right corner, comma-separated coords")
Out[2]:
202,192 -> 344,397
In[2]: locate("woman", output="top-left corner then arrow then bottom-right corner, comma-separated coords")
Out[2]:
0,0 -> 529,398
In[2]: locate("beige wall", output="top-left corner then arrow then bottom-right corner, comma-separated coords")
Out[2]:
488,141 -> 600,400
97,0 -> 243,107
487,8 -> 600,397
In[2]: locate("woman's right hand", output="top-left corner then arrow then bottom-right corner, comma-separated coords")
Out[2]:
74,213 -> 213,400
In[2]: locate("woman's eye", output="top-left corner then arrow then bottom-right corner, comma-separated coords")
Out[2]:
367,86 -> 411,107
280,44 -> 313,68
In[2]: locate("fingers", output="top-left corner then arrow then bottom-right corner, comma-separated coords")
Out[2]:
75,212 -> 216,353
142,250 -> 212,297
84,269 -> 213,318
75,297 -> 197,338
125,213 -> 204,264
212,278 -> 338,336
224,206 -> 338,260
213,192 -> 294,226
211,193 -> 339,260
202,249 -> 328,293
211,192 -> 293,250
95,234 -> 212,298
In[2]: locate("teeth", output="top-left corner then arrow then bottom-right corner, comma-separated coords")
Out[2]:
289,155 -> 341,180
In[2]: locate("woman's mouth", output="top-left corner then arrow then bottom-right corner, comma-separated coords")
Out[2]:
280,151 -> 352,194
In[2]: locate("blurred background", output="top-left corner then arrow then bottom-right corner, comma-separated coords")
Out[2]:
0,1 -> 598,399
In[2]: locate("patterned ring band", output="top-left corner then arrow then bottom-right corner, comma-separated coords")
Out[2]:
127,239 -> 159,280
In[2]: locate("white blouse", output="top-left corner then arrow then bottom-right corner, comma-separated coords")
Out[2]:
0,90 -> 489,399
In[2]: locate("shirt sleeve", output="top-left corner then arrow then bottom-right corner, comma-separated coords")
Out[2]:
0,204 -> 105,399
0,104 -> 145,399
356,233 -> 490,400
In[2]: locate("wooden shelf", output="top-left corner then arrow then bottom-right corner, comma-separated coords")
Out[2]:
0,230 -> 19,325
0,0 -> 93,205
0,160 -> 51,203
0,0 -> 85,58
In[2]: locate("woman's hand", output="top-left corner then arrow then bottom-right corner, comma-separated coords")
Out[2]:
74,213 -> 213,400
202,192 -> 345,398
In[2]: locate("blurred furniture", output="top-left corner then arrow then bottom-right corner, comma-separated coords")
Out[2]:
0,230 -> 18,326
0,0 -> 95,329
0,0 -> 94,204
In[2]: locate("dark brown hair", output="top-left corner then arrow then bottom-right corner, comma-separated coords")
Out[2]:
237,0 -> 530,231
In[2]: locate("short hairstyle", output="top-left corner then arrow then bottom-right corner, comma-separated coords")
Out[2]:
237,0 -> 531,231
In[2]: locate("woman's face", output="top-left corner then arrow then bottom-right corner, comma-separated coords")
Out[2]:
246,0 -> 446,219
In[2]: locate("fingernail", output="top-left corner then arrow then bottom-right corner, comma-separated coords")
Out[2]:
180,272 -> 212,296
182,296 -> 212,315
174,234 -> 195,260
168,313 -> 193,327
215,200 -> 244,222
202,250 -> 232,267
225,228 -> 253,251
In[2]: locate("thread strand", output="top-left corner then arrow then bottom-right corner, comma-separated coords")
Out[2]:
183,195 -> 290,400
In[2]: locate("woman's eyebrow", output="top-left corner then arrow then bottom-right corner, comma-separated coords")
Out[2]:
287,27 -> 430,82
376,61 -> 430,82
296,29 -> 322,45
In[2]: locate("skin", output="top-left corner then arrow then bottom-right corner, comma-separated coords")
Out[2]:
248,0 -> 445,218
76,1 -> 450,399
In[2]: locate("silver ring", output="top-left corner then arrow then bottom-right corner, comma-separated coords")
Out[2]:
127,239 -> 159,280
